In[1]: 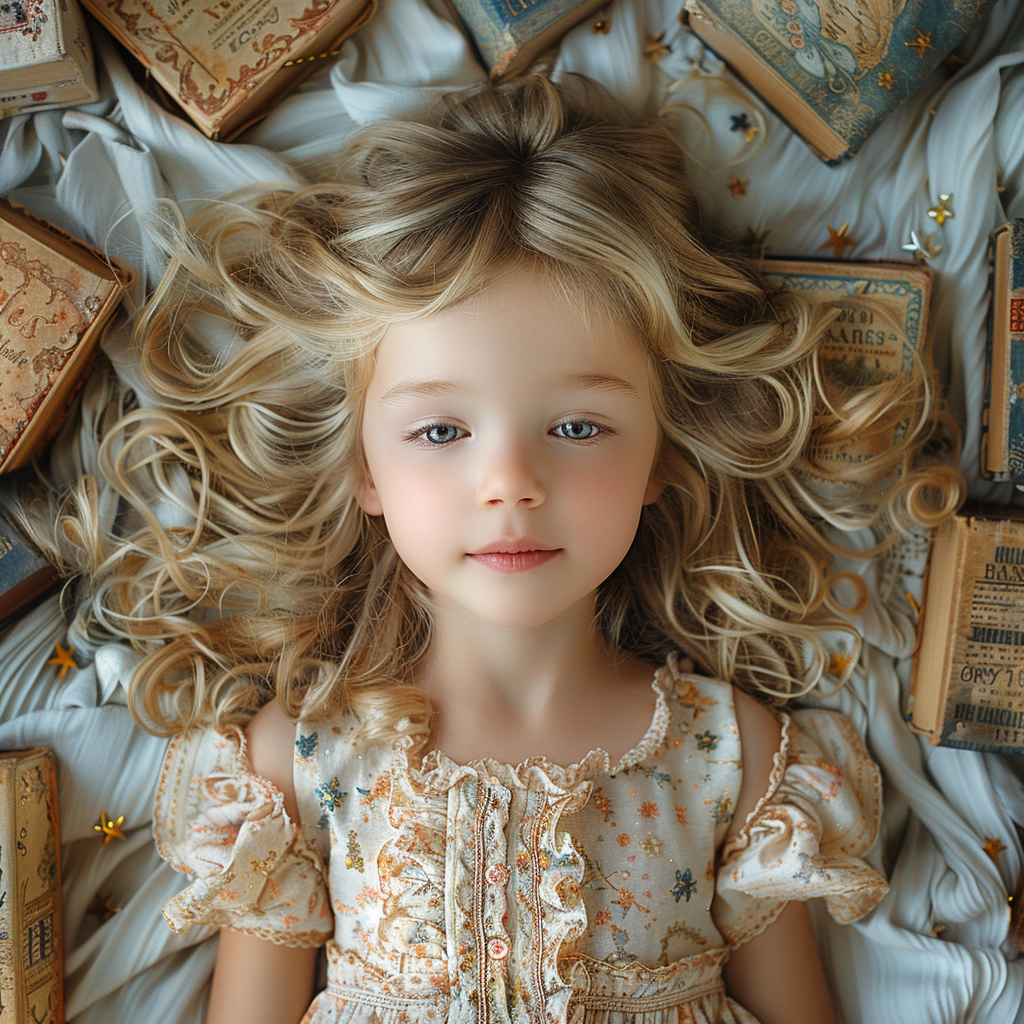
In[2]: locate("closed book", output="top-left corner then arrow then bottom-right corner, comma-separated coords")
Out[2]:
682,0 -> 993,164
762,258 -> 931,475
79,0 -> 376,140
909,508 -> 1024,752
443,0 -> 608,79
0,748 -> 63,1024
0,510 -> 59,623
981,220 -> 1024,481
0,200 -> 129,474
0,0 -> 100,118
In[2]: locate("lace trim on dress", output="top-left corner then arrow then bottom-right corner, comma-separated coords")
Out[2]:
392,664 -> 675,795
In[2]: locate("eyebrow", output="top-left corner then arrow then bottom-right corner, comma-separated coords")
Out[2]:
379,371 -> 638,406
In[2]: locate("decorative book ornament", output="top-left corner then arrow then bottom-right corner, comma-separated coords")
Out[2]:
0,0 -> 101,118
78,0 -> 376,140
682,0 -> 994,164
762,258 -> 932,477
0,747 -> 63,1024
443,0 -> 608,79
0,200 -> 129,474
981,220 -> 1024,481
909,508 -> 1024,753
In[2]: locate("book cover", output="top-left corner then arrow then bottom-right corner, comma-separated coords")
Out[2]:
683,0 -> 993,163
981,219 -> 1024,481
0,0 -> 100,118
78,0 -> 376,140
0,200 -> 129,474
762,258 -> 931,473
0,509 -> 59,623
443,0 -> 608,79
909,509 -> 1024,753
0,748 -> 63,1024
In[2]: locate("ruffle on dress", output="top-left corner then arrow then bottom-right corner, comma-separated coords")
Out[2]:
712,707 -> 889,949
153,726 -> 333,947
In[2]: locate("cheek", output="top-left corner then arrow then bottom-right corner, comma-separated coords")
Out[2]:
373,461 -> 456,554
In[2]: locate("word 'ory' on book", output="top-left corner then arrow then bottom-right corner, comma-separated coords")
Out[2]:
682,0 -> 994,164
78,0 -> 377,140
762,258 -> 931,479
0,747 -> 62,1024
0,0 -> 100,118
0,199 -> 129,475
909,507 -> 1024,753
982,219 -> 1024,482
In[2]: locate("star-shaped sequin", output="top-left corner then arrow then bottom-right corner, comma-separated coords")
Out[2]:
48,642 -> 76,679
927,194 -> 955,226
905,28 -> 934,59
727,176 -> 748,196
818,222 -> 858,258
878,71 -> 895,90
902,230 -> 942,264
94,812 -> 126,844
983,836 -> 1007,865
828,652 -> 852,676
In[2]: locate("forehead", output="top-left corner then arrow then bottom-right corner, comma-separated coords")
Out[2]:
369,265 -> 648,391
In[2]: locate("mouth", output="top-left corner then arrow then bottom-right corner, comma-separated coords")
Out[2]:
467,539 -> 562,574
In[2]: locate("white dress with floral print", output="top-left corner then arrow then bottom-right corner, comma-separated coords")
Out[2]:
154,655 -> 888,1023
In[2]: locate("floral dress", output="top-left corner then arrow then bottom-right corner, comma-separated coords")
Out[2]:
153,655 -> 888,1023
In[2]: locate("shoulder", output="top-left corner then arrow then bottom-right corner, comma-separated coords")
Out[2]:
728,688 -> 785,839
245,700 -> 300,821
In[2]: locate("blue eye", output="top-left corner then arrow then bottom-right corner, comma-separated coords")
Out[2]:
418,423 -> 465,445
553,420 -> 602,441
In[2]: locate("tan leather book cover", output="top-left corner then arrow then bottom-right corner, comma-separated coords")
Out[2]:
78,0 -> 376,139
0,748 -> 63,1024
0,200 -> 129,473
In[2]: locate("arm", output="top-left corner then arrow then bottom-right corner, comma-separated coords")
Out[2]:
720,690 -> 838,1024
206,700 -> 319,1024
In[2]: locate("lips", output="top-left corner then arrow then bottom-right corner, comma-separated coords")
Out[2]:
468,539 -> 562,574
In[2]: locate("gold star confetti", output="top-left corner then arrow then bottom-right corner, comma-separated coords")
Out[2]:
48,642 -> 77,679
87,892 -> 120,923
905,28 -> 934,59
928,193 -> 955,226
828,653 -> 852,676
983,836 -> 1007,865
593,18 -> 610,34
727,176 -> 748,196
644,31 -> 670,63
744,126 -> 759,142
742,226 -> 771,259
94,812 -> 126,844
818,222 -> 858,258
878,71 -> 894,90
902,230 -> 942,265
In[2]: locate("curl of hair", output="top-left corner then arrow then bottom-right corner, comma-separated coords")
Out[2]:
26,74 -> 963,741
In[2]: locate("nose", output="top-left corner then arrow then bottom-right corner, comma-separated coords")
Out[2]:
475,439 -> 546,509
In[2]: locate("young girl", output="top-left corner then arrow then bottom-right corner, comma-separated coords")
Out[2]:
51,74 -> 957,1024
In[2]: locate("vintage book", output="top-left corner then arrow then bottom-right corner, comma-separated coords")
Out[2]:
0,509 -> 59,623
0,0 -> 100,118
78,0 -> 376,140
0,200 -> 129,474
682,0 -> 993,164
443,0 -> 608,78
909,508 -> 1024,752
762,258 -> 931,473
0,748 -> 63,1024
981,220 -> 1024,481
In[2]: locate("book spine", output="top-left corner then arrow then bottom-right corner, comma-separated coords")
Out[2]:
0,750 -> 63,1024
981,227 -> 1001,478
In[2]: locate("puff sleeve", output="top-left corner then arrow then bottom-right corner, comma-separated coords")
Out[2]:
153,726 -> 333,947
712,708 -> 889,949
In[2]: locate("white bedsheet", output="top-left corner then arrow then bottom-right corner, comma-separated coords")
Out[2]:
2,0 -> 1024,1020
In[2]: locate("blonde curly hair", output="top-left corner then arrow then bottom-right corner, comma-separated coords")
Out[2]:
28,73 -> 961,743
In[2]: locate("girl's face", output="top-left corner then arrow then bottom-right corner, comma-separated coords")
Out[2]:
357,264 -> 662,629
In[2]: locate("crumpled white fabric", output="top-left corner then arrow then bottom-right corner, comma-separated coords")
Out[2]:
3,0 -> 1024,1021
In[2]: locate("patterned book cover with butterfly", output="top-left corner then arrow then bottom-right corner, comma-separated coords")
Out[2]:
0,748 -> 62,1024
683,0 -> 994,163
981,219 -> 1024,481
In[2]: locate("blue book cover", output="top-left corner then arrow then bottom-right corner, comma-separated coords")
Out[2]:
684,0 -> 994,163
445,0 -> 608,77
981,220 -> 1024,481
